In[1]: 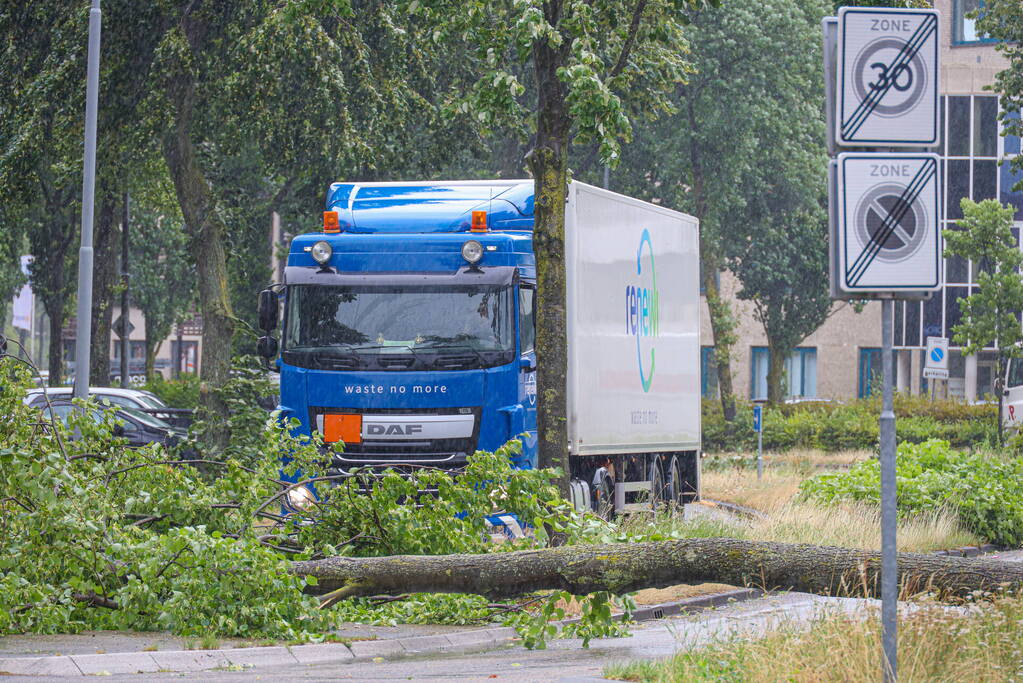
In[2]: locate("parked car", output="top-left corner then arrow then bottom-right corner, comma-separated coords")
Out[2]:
24,387 -> 193,428
38,399 -> 188,450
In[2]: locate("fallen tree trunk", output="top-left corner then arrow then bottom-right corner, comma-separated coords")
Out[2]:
291,538 -> 1023,603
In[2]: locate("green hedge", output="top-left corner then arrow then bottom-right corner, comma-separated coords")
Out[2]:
141,373 -> 201,409
702,397 -> 998,453
799,439 -> 1023,547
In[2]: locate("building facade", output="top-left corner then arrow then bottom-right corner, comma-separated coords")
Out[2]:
700,0 -> 1017,402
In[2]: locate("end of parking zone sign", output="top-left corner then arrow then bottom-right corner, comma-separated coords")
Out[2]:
838,153 -> 941,293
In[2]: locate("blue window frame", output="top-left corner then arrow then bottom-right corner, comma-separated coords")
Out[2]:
859,348 -> 882,398
701,346 -> 718,398
787,348 -> 818,399
751,347 -> 770,401
952,0 -> 998,45
751,347 -> 817,400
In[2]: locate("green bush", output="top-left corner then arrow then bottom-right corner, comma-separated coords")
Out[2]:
799,439 -> 1023,547
702,399 -> 998,453
142,373 -> 201,409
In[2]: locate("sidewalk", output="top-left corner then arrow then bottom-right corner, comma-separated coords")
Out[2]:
0,589 -> 759,677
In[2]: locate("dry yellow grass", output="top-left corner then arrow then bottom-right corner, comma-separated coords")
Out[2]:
699,452 -> 980,552
749,502 -> 980,552
701,450 -> 872,512
608,597 -> 1023,682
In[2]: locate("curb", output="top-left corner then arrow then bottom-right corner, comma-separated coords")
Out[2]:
0,589 -> 763,677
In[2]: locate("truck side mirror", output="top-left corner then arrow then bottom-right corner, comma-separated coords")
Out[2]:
257,335 -> 279,360
258,289 -> 278,332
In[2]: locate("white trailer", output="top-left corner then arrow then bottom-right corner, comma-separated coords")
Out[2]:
564,182 -> 701,515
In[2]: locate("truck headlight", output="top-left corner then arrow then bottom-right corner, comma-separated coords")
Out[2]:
286,485 -> 317,511
311,241 -> 333,265
461,240 -> 483,264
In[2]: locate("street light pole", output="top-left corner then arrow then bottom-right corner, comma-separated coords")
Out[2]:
72,0 -> 102,400
120,192 -> 130,388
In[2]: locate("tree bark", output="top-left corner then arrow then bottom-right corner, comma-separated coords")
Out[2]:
701,261 -> 737,420
526,10 -> 572,496
90,196 -> 119,385
688,100 -> 737,421
44,296 -> 64,387
766,343 -> 787,404
144,317 -> 161,383
292,538 -> 1023,603
161,74 -> 234,451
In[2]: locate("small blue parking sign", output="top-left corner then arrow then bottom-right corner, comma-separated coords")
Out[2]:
753,405 -> 762,433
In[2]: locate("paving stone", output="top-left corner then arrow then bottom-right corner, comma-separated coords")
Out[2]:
150,649 -> 230,672
445,631 -> 499,650
348,639 -> 405,660
484,627 -> 519,643
290,642 -> 355,665
72,651 -> 161,675
0,656 -> 81,677
216,646 -> 298,669
399,634 -> 453,655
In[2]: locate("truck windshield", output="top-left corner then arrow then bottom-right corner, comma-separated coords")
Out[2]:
284,284 -> 515,371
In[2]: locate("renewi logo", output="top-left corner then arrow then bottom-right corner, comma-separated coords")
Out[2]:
625,229 -> 659,392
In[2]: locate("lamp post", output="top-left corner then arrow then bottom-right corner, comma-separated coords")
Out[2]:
72,0 -> 102,399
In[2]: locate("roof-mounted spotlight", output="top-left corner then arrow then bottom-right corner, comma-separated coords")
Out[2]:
461,240 -> 484,265
311,240 -> 333,266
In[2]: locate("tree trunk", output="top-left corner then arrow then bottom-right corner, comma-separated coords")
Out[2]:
688,101 -> 737,421
90,196 -> 119,386
161,78 -> 234,451
766,344 -> 787,404
292,538 -> 1023,603
44,297 -> 64,386
701,261 -> 738,420
997,355 -> 1005,447
144,315 -> 161,382
526,20 -> 572,495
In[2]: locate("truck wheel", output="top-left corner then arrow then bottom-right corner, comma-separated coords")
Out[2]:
593,468 -> 615,521
667,455 -> 684,509
647,459 -> 665,511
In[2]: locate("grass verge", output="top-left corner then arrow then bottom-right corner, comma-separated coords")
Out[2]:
605,596 -> 1023,682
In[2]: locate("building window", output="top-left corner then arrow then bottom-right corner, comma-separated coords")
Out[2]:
787,348 -> 818,399
751,347 -> 770,401
111,340 -> 146,361
859,348 -> 882,398
751,347 -> 817,400
701,346 -> 718,398
170,340 -> 199,375
952,0 -> 996,45
896,95 -> 1019,349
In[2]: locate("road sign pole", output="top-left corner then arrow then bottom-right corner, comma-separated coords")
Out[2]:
72,0 -> 102,400
752,404 -> 764,480
880,297 -> 897,682
822,18 -> 838,157
757,426 -> 763,481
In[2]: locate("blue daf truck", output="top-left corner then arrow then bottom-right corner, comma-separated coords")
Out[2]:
256,180 -> 702,515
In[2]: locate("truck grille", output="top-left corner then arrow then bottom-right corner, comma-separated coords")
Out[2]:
309,406 -> 480,470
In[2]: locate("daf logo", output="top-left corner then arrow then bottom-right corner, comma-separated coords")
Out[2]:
366,423 -> 423,436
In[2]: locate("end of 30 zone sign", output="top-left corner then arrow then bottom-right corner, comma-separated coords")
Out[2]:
837,7 -> 939,147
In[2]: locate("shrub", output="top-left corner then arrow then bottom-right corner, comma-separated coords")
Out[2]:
702,399 -> 997,453
799,439 -> 1023,547
142,373 -> 201,409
